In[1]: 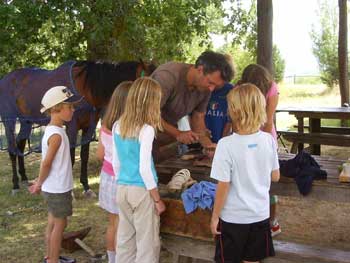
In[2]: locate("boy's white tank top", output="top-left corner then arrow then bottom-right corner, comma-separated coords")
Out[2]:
41,125 -> 73,193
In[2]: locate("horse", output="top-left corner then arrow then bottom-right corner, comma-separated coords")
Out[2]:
0,60 -> 155,195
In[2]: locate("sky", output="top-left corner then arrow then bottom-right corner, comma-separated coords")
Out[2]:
273,0 -> 321,76
212,0 -> 338,76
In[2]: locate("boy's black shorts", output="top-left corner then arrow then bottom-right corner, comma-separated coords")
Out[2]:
214,218 -> 275,263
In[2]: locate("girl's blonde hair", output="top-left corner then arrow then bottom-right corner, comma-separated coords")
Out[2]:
103,81 -> 132,130
227,83 -> 267,133
240,64 -> 273,96
119,77 -> 163,138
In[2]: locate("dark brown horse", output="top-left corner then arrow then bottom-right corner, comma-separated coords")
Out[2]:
0,60 -> 155,194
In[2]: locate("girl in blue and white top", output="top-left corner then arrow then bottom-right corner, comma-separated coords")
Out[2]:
112,77 -> 166,263
210,83 -> 280,263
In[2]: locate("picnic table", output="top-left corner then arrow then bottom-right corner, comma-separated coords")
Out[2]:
277,106 -> 350,155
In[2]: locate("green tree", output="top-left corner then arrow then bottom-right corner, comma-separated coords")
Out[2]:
220,1 -> 285,83
310,0 -> 339,88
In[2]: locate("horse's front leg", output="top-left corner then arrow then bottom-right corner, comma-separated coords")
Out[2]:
80,142 -> 90,191
16,122 -> 32,185
9,152 -> 19,191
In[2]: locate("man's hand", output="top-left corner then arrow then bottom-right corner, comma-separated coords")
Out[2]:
203,143 -> 217,158
176,131 -> 199,144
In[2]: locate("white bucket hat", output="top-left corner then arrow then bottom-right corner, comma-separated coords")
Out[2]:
40,86 -> 79,113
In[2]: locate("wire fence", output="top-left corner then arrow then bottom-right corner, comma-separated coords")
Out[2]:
0,119 -> 97,156
283,75 -> 322,85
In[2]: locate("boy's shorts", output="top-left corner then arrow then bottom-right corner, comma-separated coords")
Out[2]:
42,190 -> 73,218
215,218 -> 275,263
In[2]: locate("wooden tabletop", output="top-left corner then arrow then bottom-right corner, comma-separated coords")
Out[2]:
156,153 -> 350,202
277,106 -> 350,119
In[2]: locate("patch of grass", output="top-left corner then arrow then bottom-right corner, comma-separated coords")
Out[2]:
0,142 -> 110,262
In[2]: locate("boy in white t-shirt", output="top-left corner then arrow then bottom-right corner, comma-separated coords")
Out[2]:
210,83 -> 280,263
29,86 -> 78,263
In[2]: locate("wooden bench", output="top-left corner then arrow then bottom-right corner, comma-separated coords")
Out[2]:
161,234 -> 350,263
292,125 -> 350,135
278,130 -> 350,153
275,153 -> 350,202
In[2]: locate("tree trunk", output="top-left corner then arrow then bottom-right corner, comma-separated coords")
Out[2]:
338,0 -> 349,108
257,0 -> 274,76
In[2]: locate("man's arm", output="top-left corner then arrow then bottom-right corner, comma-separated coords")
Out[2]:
162,118 -> 199,144
191,111 -> 215,148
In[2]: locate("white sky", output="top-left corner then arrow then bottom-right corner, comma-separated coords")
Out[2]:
273,0 -> 321,76
212,0 -> 339,76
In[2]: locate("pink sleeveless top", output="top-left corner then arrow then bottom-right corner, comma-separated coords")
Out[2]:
100,126 -> 114,176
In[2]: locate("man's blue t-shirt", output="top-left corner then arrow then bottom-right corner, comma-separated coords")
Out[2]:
205,83 -> 234,143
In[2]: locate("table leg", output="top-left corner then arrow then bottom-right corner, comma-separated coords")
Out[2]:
297,117 -> 304,152
310,118 -> 321,155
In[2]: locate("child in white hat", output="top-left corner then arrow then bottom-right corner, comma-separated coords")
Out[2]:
30,86 -> 77,263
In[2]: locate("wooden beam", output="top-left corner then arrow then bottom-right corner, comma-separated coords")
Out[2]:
338,0 -> 349,106
257,0 -> 274,75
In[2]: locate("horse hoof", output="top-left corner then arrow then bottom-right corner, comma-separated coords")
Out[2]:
21,180 -> 29,187
83,189 -> 97,199
11,189 -> 20,196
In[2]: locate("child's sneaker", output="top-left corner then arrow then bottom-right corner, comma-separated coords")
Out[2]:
271,220 -> 281,237
44,256 -> 76,263
83,189 -> 97,198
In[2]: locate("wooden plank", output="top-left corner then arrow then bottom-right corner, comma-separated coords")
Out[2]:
280,131 -> 350,147
273,240 -> 350,263
160,198 -> 212,241
161,234 -> 350,263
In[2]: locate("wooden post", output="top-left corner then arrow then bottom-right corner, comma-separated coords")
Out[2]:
257,0 -> 274,76
338,0 -> 349,108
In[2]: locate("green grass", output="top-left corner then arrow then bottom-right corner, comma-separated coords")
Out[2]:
276,83 -> 343,130
0,145 -> 110,262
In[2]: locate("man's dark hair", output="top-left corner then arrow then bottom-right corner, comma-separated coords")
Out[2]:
195,51 -> 234,82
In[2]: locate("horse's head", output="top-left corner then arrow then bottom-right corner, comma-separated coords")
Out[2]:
136,59 -> 157,78
73,60 -> 157,109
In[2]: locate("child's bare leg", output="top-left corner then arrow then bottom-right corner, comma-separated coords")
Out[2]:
106,213 -> 119,263
45,213 -> 55,259
106,213 -> 119,250
49,217 -> 67,263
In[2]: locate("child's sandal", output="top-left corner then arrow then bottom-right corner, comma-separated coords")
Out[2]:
167,169 -> 193,193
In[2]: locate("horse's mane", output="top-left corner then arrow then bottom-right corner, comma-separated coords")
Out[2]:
74,60 -> 142,102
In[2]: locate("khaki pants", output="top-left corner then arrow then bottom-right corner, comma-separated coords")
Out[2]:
116,185 -> 160,263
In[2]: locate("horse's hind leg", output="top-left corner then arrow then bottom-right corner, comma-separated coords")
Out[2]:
3,120 -> 19,190
17,138 -> 28,183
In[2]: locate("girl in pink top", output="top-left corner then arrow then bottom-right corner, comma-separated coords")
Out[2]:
240,64 -> 279,141
239,64 -> 281,237
96,81 -> 132,263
